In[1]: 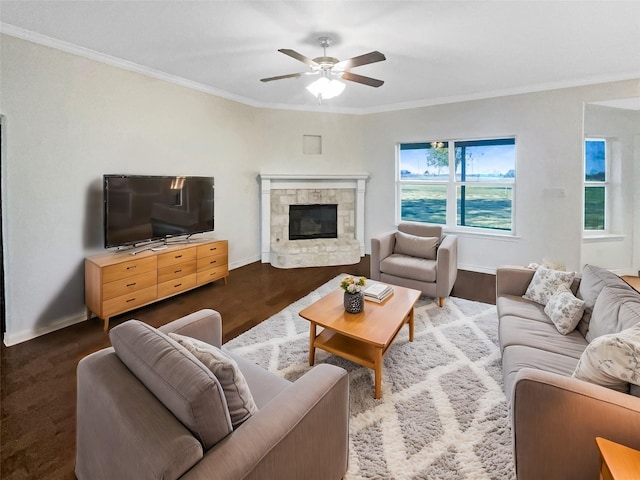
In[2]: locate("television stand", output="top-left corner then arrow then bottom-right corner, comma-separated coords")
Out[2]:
85,239 -> 228,331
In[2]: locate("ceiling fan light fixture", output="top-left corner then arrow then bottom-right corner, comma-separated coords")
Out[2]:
306,77 -> 345,100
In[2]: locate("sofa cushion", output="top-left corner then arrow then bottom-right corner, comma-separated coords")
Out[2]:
169,333 -> 258,428
544,284 -> 585,335
109,320 -> 232,449
523,266 -> 576,306
576,264 -> 632,336
394,230 -> 438,260
573,323 -> 640,393
496,295 -> 552,324
502,345 -> 579,397
585,286 -> 640,342
499,315 -> 588,358
380,253 -> 436,282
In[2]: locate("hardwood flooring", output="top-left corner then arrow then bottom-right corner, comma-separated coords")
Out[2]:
0,257 -> 495,480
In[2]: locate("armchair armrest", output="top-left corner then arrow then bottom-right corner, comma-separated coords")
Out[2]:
182,364 -> 350,480
496,266 -> 535,298
512,368 -> 640,480
435,234 -> 458,299
159,309 -> 222,348
370,230 -> 396,281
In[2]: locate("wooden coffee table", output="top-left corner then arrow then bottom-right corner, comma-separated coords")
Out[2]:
299,284 -> 421,399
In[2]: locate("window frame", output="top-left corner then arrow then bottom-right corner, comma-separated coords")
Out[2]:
396,136 -> 517,235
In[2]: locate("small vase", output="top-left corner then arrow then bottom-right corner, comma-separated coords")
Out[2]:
344,291 -> 364,314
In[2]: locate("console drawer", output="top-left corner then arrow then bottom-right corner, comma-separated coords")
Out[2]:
158,273 -> 197,298
158,260 -> 197,284
103,256 -> 157,283
197,253 -> 227,272
103,270 -> 157,301
103,285 -> 157,318
197,265 -> 228,285
197,241 -> 228,258
157,248 -> 197,269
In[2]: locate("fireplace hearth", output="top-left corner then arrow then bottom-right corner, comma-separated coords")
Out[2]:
289,204 -> 337,240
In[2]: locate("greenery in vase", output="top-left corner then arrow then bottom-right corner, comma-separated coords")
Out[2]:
340,276 -> 366,294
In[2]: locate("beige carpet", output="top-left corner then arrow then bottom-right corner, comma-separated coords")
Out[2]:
226,276 -> 515,479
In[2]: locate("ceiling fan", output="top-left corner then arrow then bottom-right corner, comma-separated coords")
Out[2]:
260,36 -> 386,100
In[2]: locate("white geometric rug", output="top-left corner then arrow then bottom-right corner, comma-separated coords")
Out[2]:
225,276 -> 515,480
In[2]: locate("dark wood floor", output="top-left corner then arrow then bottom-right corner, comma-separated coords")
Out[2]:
0,257 -> 495,480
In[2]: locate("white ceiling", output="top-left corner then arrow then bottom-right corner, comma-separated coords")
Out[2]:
1,1 -> 639,113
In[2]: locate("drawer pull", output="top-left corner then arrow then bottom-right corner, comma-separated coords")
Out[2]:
174,283 -> 182,288
175,255 -> 183,259
126,266 -> 137,270
209,260 -> 217,265
126,298 -> 136,303
210,247 -> 217,251
174,269 -> 182,274
126,282 -> 136,287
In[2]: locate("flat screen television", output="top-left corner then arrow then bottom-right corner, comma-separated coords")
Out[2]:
103,174 -> 215,248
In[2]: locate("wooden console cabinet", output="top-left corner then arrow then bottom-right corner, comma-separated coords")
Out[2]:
85,239 -> 228,331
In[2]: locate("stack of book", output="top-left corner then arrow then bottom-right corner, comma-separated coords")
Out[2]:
363,283 -> 394,303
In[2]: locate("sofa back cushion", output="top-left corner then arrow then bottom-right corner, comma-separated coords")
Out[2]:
110,320 -> 232,449
577,264 -> 632,336
394,230 -> 439,260
585,286 -> 640,342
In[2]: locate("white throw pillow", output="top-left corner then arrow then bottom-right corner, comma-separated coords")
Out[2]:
572,323 -> 640,393
523,265 -> 576,306
544,284 -> 585,335
169,333 -> 258,428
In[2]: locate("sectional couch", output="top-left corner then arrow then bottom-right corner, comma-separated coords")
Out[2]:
75,309 -> 349,480
496,264 -> 640,480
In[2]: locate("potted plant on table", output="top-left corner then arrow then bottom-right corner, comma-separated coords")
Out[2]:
340,276 -> 366,313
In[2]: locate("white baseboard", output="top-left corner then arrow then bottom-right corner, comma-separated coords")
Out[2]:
3,312 -> 88,347
457,264 -> 497,275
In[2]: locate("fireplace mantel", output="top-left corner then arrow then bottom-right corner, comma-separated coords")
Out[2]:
259,173 -> 369,266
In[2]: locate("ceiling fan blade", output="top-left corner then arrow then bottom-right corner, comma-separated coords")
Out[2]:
341,72 -> 384,88
260,73 -> 303,82
334,51 -> 386,70
278,49 -> 319,67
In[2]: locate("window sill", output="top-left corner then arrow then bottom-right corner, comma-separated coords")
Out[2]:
444,228 -> 521,242
582,234 -> 626,243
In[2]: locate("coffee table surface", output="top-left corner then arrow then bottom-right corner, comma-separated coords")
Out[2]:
299,285 -> 421,347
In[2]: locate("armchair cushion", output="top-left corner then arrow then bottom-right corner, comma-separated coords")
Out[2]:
169,333 -> 258,429
109,320 -> 233,449
380,254 -> 436,282
393,230 -> 439,259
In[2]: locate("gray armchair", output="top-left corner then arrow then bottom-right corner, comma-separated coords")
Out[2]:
371,222 -> 458,307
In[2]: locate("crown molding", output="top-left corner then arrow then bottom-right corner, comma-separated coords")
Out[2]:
2,23 -> 639,116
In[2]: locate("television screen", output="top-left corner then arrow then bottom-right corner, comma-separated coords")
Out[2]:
103,175 -> 214,248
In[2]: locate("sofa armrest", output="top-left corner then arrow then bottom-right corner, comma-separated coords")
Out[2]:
512,368 -> 640,480
158,309 -> 222,348
182,364 -> 350,480
496,266 -> 536,298
370,230 -> 396,280
435,234 -> 458,298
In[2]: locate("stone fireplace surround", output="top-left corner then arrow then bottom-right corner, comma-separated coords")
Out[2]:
260,173 -> 368,268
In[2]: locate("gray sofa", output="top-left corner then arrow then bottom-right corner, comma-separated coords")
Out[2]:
75,309 -> 350,480
496,265 -> 640,480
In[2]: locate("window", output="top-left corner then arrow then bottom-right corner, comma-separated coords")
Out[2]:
398,137 -> 516,232
584,138 -> 606,231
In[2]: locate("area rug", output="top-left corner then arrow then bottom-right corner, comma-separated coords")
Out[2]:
225,276 -> 515,480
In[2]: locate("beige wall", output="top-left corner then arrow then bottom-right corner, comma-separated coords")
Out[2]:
1,32 -> 638,343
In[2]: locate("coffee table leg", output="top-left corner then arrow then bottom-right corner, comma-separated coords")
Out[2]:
374,348 -> 383,399
408,307 -> 415,342
309,322 -> 316,366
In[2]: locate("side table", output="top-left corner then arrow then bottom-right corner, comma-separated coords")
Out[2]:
596,437 -> 640,480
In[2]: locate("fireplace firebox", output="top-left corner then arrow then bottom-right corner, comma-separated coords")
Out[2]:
289,204 -> 338,240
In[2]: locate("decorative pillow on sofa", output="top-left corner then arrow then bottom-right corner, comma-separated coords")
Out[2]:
110,320 -> 232,449
585,286 -> 640,342
572,323 -> 640,393
544,284 -> 585,335
576,264 -> 633,337
523,265 -> 576,306
394,230 -> 439,260
169,333 -> 258,428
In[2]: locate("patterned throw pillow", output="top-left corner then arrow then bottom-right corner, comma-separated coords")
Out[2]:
523,265 -> 576,306
544,284 -> 585,335
169,333 -> 258,428
572,323 -> 640,393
